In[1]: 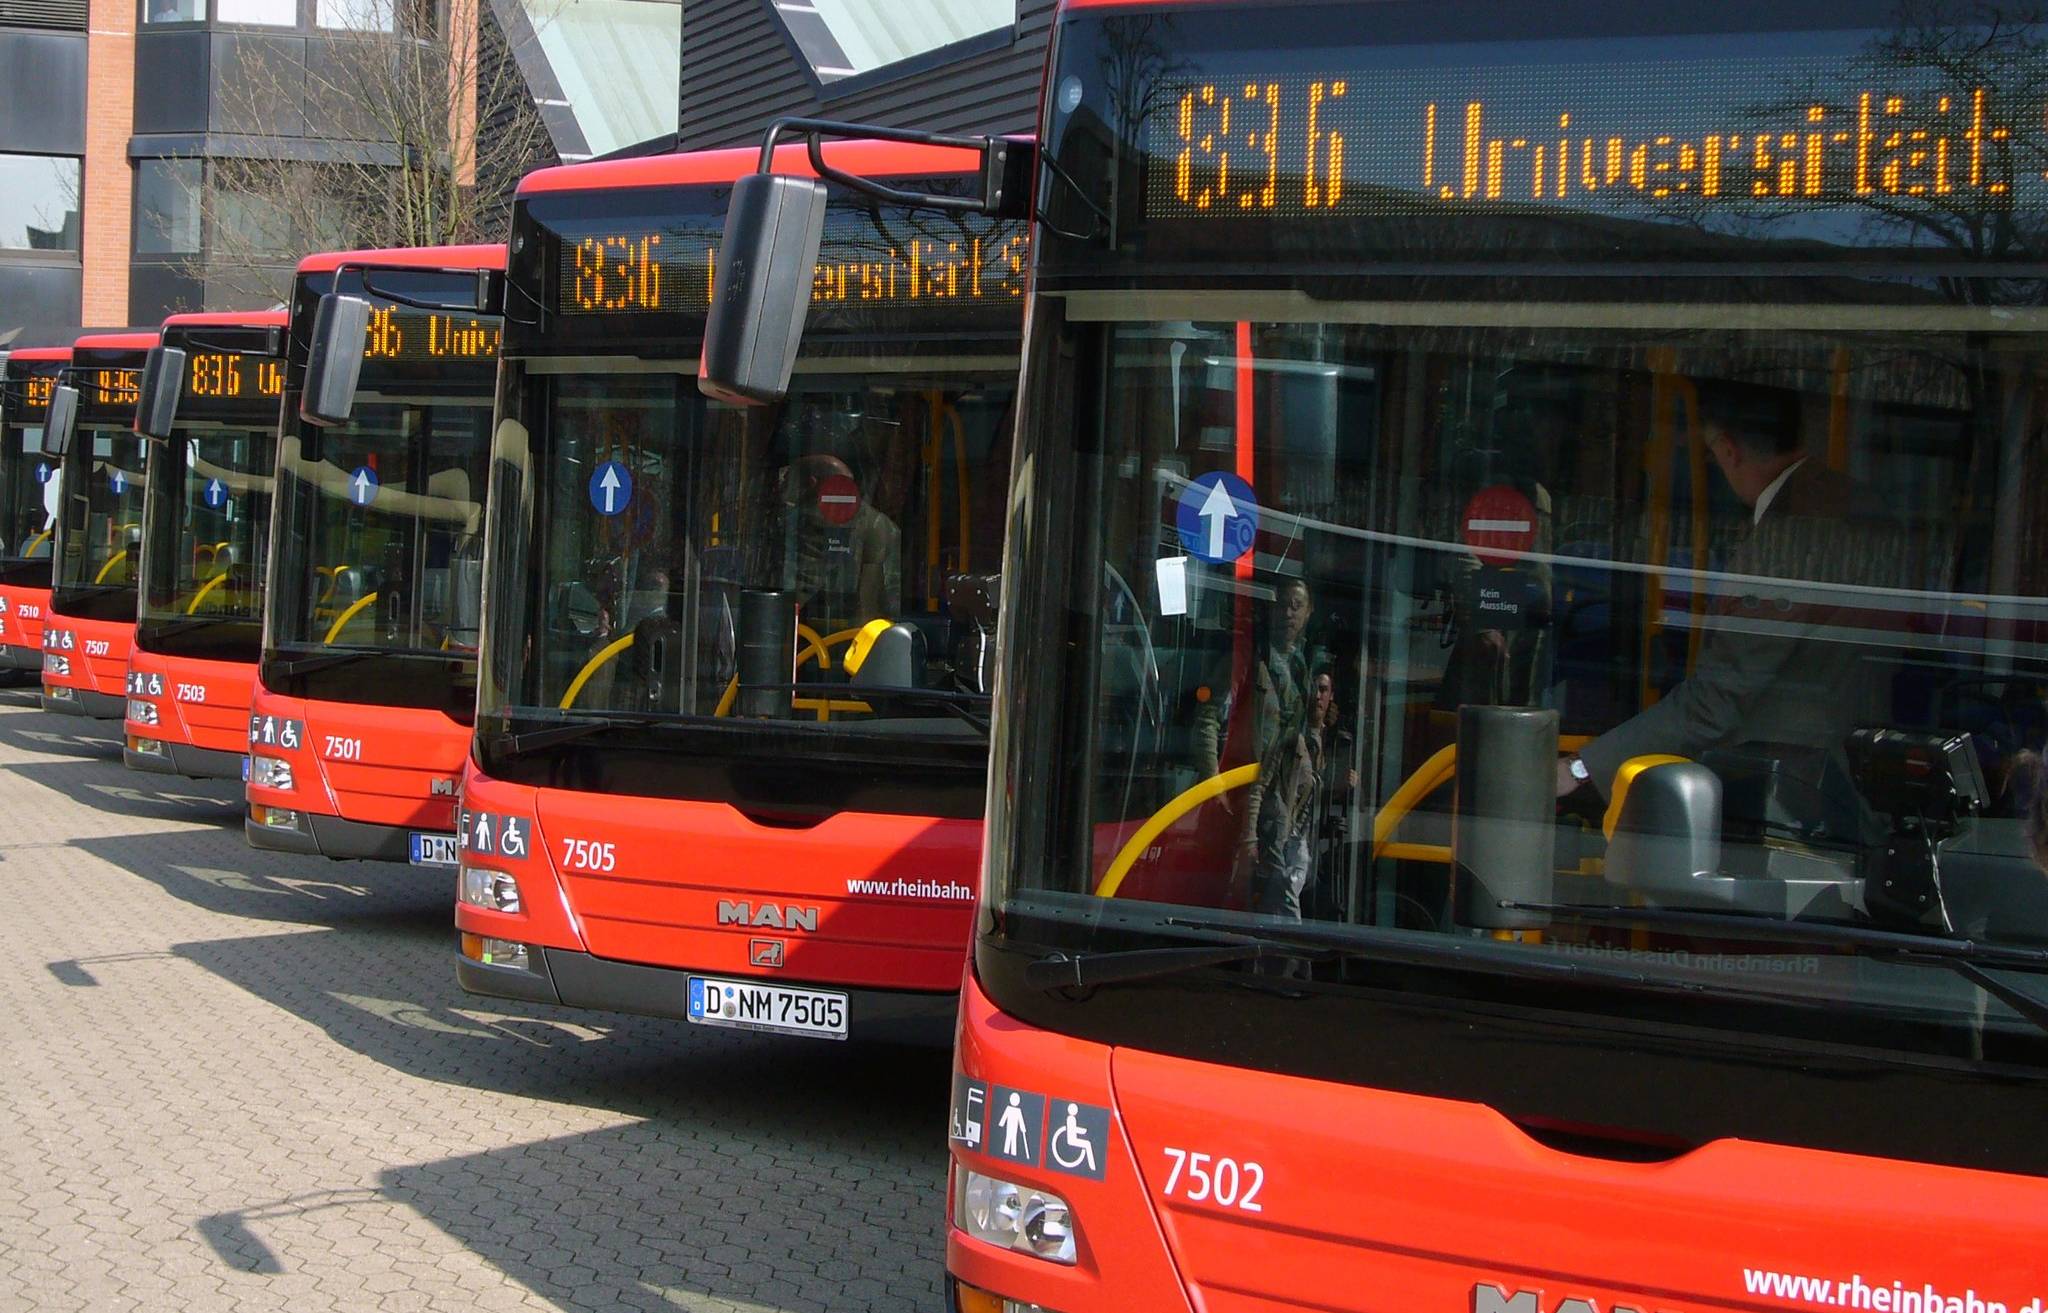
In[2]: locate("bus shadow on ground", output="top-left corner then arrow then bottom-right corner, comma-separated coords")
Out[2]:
0,702 -> 126,760
69,829 -> 454,934
5,754 -> 247,826
172,922 -> 952,1311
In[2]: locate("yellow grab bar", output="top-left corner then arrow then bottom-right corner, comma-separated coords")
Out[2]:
93,550 -> 128,585
714,675 -> 739,717
25,530 -> 50,555
322,591 -> 378,644
1094,764 -> 1260,898
559,633 -> 635,709
184,573 -> 228,615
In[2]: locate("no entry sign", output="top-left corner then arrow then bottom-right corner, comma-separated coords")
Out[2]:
1463,485 -> 1537,566
817,473 -> 861,526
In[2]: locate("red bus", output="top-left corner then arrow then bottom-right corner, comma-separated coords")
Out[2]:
41,332 -> 155,720
0,346 -> 67,680
244,245 -> 503,865
708,4 -> 2048,1307
124,311 -> 288,778
453,141 -> 1023,1040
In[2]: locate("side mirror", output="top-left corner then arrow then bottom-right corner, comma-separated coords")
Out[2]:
699,172 -> 828,406
135,345 -> 188,440
300,293 -> 372,427
40,385 -> 79,458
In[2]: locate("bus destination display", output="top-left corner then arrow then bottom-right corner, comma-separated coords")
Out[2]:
1141,30 -> 2047,225
18,373 -> 54,418
555,209 -> 1028,317
360,309 -> 502,363
189,352 -> 285,402
91,369 -> 140,409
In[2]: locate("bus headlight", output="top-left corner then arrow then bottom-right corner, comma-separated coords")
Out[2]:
955,1168 -> 1076,1265
249,755 -> 294,791
126,698 -> 159,725
459,866 -> 522,914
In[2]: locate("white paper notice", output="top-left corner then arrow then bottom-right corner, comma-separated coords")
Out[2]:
1155,555 -> 1189,617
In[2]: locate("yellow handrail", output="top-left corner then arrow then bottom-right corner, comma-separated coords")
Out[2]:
93,550 -> 128,585
714,674 -> 738,717
25,530 -> 50,555
796,623 -> 831,672
184,573 -> 227,615
1094,764 -> 1260,898
1369,744 -> 1459,857
322,591 -> 378,644
559,633 -> 636,709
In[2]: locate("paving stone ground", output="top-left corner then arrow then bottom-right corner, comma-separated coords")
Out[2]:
0,686 -> 954,1312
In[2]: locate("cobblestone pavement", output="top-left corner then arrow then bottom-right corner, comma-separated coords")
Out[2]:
0,688 -> 955,1312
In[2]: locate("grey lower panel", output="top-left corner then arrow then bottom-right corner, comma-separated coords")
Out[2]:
75,688 -> 125,720
544,947 -> 955,1041
245,808 -> 430,864
123,745 -> 176,774
167,741 -> 245,780
455,954 -> 562,1006
40,689 -> 84,716
0,646 -> 40,670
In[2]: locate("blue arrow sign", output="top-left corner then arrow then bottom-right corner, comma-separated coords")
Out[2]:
33,462 -> 49,485
202,478 -> 228,510
589,460 -> 632,516
1175,472 -> 1259,564
109,469 -> 127,496
348,466 -> 379,507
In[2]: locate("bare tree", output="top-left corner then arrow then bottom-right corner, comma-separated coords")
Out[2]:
167,0 -> 557,306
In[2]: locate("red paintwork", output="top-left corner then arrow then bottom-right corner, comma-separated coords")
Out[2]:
295,244 -> 507,274
161,310 -> 289,330
40,614 -> 132,712
126,649 -> 258,760
0,586 -> 50,666
69,331 -> 160,353
456,761 -> 981,992
951,970 -> 2048,1311
7,346 -> 73,364
245,684 -> 468,834
516,138 -> 981,196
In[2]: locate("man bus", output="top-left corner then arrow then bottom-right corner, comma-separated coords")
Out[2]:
124,311 -> 288,777
0,346 -> 68,680
42,331 -> 155,719
452,140 -> 1022,1041
704,3 -> 2048,1305
244,245 -> 502,865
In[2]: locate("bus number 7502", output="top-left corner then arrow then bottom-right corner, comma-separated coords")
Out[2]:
1161,1147 -> 1265,1212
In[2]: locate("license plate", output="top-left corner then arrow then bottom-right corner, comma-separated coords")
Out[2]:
409,832 -> 458,867
687,975 -> 847,1040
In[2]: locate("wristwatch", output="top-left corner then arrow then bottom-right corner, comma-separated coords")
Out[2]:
1567,757 -> 1590,785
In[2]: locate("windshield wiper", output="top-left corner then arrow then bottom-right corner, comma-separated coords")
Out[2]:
1023,942 -> 1275,990
1503,900 -> 2048,1035
499,712 -> 668,755
268,649 -> 379,677
786,682 -> 993,733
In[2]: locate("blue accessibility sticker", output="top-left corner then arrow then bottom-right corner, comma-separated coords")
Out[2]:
348,466 -> 379,506
589,460 -> 633,516
202,477 -> 229,510
1175,472 -> 1259,564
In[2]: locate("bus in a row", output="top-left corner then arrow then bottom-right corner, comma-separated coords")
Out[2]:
0,345 -> 65,680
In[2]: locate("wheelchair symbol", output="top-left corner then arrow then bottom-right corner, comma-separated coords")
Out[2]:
1049,1102 -> 1097,1174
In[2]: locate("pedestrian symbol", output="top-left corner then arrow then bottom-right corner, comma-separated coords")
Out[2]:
1045,1099 -> 1110,1180
110,469 -> 127,496
203,478 -> 229,510
348,466 -> 379,507
589,460 -> 632,516
987,1086 -> 1045,1167
1175,472 -> 1259,565
470,810 -> 494,854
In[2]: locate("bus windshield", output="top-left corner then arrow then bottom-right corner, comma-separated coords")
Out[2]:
54,427 -> 149,604
137,429 -> 275,651
270,395 -> 491,656
479,356 -> 1015,810
985,0 -> 2048,1077
0,422 -> 54,567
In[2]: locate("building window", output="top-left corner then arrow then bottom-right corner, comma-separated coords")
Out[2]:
0,155 -> 82,253
143,0 -> 205,22
135,158 -> 202,256
317,0 -> 392,30
214,0 -> 297,24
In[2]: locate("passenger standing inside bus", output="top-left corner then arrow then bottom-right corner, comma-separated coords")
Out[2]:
1556,380 -> 1885,817
779,453 -> 901,628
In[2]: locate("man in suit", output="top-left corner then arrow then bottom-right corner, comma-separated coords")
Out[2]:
1556,379 -> 1889,814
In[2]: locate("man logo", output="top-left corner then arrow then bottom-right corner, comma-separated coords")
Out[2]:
716,900 -> 819,932
749,938 -> 785,968
431,777 -> 458,797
